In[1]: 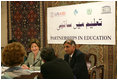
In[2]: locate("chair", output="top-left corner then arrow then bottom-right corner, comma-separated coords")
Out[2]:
85,53 -> 97,71
90,65 -> 104,79
85,53 -> 104,79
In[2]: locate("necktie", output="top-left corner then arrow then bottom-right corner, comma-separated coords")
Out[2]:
69,56 -> 72,63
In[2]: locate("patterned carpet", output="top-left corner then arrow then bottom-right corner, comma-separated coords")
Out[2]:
9,1 -> 40,51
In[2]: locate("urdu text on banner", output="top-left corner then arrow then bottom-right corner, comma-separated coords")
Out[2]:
47,1 -> 115,45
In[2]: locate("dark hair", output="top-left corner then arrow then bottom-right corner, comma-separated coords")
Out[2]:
63,39 -> 76,46
29,38 -> 40,48
40,47 -> 56,62
8,39 -> 16,44
2,42 -> 26,67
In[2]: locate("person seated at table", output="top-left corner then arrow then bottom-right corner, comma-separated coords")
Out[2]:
40,47 -> 74,79
1,42 -> 31,79
22,38 -> 43,71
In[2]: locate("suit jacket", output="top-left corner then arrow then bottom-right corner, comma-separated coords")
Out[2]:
41,58 -> 74,79
64,49 -> 89,79
24,51 -> 43,70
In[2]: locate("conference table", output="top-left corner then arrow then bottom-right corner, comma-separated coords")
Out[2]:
1,67 -> 43,79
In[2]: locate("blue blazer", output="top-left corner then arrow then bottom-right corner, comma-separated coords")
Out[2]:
64,49 -> 89,79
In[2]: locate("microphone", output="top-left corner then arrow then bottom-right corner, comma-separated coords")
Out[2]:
32,58 -> 40,66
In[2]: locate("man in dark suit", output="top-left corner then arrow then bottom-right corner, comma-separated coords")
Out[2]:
40,47 -> 74,79
63,39 -> 89,79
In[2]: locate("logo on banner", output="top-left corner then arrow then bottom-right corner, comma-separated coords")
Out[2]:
50,11 -> 66,18
102,6 -> 111,14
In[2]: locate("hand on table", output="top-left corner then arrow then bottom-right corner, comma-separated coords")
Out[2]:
21,64 -> 30,70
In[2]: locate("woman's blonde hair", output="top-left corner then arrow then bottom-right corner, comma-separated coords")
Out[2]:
2,42 -> 26,67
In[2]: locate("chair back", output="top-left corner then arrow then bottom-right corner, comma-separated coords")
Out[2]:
85,53 -> 97,70
90,65 -> 104,79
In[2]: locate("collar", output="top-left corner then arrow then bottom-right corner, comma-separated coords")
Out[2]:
70,53 -> 74,58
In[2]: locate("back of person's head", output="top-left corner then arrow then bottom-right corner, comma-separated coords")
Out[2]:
40,47 -> 56,62
63,39 -> 76,46
2,42 -> 26,67
29,38 -> 40,48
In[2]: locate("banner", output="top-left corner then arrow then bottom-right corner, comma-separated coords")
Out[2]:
47,1 -> 115,45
